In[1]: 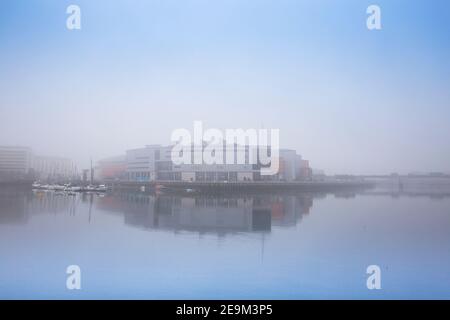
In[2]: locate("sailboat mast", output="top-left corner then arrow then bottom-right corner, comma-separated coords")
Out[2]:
90,157 -> 93,184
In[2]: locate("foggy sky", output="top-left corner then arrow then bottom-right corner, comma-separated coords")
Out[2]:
1,0 -> 449,174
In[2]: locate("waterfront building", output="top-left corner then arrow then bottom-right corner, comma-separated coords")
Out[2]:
0,146 -> 33,180
278,149 -> 298,181
32,155 -> 78,181
125,144 -> 310,183
299,160 -> 313,180
0,145 -> 78,182
97,155 -> 126,181
126,145 -> 162,182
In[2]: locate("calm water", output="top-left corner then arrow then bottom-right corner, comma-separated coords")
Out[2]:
1,182 -> 450,299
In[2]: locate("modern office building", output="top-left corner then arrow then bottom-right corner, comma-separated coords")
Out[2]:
125,144 -> 310,183
97,155 -> 126,181
0,146 -> 33,180
299,159 -> 313,180
32,155 -> 78,181
0,146 -> 78,182
126,145 -> 163,182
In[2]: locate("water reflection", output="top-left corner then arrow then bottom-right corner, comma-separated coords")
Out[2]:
368,177 -> 450,199
0,189 -> 82,224
96,193 -> 314,235
2,179 -> 450,232
1,183 -> 450,299
0,188 -> 317,235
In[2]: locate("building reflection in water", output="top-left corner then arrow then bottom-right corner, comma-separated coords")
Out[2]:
0,189 -> 81,224
0,188 -> 32,224
96,193 -> 315,235
0,187 -> 317,234
3,179 -> 449,233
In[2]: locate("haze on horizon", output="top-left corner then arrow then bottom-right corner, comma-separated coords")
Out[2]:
1,0 -> 449,175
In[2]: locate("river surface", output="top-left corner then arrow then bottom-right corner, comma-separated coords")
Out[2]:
1,181 -> 449,299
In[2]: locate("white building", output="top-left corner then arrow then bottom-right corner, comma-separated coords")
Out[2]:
0,146 -> 33,179
125,144 -> 308,183
0,146 -> 79,181
32,156 -> 78,181
126,145 -> 163,182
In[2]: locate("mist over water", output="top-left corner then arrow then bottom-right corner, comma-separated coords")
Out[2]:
1,180 -> 450,299
1,0 -> 450,302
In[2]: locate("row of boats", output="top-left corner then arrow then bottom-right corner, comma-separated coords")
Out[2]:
32,182 -> 108,192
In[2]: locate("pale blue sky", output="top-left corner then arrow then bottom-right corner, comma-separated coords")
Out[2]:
1,0 -> 449,174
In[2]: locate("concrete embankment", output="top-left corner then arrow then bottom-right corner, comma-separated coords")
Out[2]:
110,180 -> 375,193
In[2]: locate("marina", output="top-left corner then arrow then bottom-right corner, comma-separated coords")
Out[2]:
31,182 -> 108,193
